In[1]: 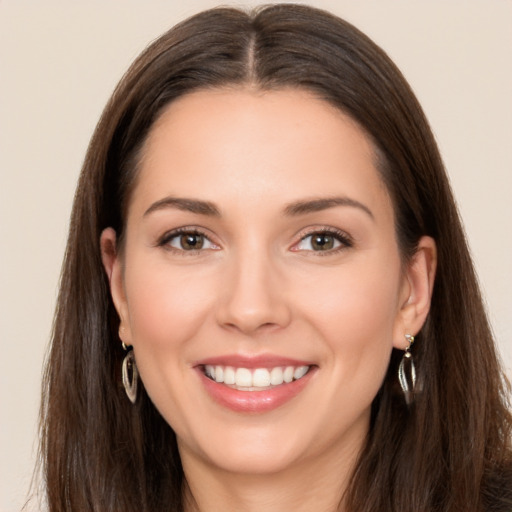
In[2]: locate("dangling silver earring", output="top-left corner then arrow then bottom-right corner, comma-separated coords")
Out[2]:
398,334 -> 416,405
122,343 -> 138,404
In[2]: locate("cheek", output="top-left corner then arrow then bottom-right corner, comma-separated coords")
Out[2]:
297,255 -> 402,376
121,258 -> 220,425
123,258 -> 215,360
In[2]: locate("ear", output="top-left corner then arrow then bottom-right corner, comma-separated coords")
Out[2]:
100,227 -> 133,346
393,236 -> 437,350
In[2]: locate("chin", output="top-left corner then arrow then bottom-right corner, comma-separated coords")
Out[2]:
177,421 -> 311,476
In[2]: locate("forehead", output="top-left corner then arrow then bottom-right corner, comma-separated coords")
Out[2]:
131,88 -> 391,220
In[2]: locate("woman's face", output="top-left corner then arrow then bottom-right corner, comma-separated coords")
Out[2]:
104,89 -> 424,477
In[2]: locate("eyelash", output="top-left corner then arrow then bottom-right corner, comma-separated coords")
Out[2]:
157,227 -> 353,255
292,227 -> 353,255
157,227 -> 217,255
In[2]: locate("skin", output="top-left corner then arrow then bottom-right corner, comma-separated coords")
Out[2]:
101,88 -> 436,512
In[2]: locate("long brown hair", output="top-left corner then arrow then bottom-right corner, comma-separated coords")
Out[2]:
40,4 -> 512,511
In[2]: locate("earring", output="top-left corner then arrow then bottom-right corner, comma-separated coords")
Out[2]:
398,334 -> 416,405
121,343 -> 138,404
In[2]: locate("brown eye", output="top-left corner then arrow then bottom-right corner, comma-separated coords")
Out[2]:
293,230 -> 351,253
180,233 -> 204,250
311,234 -> 335,251
164,231 -> 217,252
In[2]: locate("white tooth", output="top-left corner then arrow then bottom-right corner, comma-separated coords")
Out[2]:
283,366 -> 294,383
224,366 -> 235,385
270,367 -> 284,386
253,368 -> 271,387
215,365 -> 224,383
205,365 -> 215,379
235,368 -> 252,387
293,366 -> 309,380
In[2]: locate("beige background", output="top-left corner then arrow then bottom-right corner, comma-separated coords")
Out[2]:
1,1 -> 511,510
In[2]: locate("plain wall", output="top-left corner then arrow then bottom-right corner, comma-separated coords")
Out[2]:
1,1 -> 511,510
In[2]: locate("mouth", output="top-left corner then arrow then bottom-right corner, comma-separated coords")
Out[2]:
196,357 -> 316,413
203,364 -> 311,391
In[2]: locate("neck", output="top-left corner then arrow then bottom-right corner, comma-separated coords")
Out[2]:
180,432 -> 364,512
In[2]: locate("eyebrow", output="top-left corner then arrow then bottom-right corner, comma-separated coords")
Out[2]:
283,197 -> 374,219
143,195 -> 373,220
143,196 -> 220,217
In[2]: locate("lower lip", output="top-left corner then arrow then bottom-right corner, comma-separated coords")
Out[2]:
198,368 -> 315,413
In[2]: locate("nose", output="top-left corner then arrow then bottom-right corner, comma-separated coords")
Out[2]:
215,248 -> 292,336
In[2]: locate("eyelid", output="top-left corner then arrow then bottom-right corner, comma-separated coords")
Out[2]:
290,226 -> 354,253
157,226 -> 220,252
155,225 -> 352,254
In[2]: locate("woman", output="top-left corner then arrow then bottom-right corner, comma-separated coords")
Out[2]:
40,4 -> 512,511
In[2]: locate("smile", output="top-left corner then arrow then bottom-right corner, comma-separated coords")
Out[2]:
204,365 -> 310,390
196,357 -> 316,413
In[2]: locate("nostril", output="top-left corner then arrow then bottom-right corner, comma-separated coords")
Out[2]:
221,320 -> 282,335
215,271 -> 292,333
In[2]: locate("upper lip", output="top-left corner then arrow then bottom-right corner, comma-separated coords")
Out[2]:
193,354 -> 315,369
